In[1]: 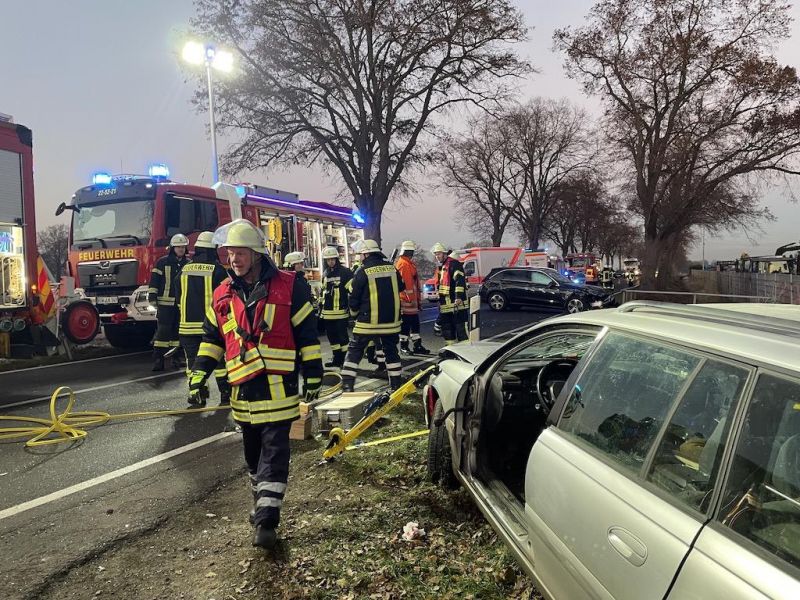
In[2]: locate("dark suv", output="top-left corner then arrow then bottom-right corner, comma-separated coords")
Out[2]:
479,267 -> 613,313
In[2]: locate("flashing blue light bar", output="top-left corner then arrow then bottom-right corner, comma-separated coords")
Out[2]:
352,211 -> 365,225
92,172 -> 113,186
148,163 -> 170,179
235,185 -> 247,198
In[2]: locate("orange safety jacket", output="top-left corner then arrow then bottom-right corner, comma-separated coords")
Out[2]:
395,255 -> 421,315
211,271 -> 297,386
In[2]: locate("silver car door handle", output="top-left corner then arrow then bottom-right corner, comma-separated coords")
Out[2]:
607,527 -> 647,567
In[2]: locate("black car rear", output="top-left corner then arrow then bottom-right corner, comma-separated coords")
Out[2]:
479,267 -> 612,313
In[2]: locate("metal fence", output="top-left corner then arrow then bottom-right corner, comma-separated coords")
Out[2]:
689,270 -> 800,304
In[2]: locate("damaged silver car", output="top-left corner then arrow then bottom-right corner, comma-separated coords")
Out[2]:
425,301 -> 800,600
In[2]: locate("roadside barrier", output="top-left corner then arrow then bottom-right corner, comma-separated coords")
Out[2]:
0,372 -> 343,448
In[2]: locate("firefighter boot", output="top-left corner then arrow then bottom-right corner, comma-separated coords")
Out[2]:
152,348 -> 165,372
399,338 -> 412,356
365,345 -> 378,365
412,338 -> 431,355
389,375 -> 405,392
253,525 -> 278,550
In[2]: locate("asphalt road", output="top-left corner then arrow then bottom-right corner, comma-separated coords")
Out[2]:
0,302 -> 555,598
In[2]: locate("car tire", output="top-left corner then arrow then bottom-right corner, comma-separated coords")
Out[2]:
487,291 -> 507,312
566,296 -> 585,314
427,400 -> 459,489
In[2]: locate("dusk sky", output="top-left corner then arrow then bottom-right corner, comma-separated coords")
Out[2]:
2,1 -> 799,260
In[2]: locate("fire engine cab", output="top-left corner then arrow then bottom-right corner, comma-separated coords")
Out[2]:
565,252 -> 602,284
59,167 -> 364,349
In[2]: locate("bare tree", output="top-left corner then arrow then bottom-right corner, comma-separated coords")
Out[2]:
542,174 -> 604,257
438,114 -> 522,246
37,224 -> 69,280
193,0 -> 529,243
502,98 -> 596,249
555,0 -> 800,285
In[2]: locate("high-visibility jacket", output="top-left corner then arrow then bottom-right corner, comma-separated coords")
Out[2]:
321,262 -> 353,320
438,257 -> 466,314
349,254 -> 403,335
174,251 -> 228,336
394,255 -> 421,315
194,262 -> 322,425
148,251 -> 189,307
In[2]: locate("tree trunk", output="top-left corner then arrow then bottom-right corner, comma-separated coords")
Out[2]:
491,230 -> 503,246
363,210 -> 382,246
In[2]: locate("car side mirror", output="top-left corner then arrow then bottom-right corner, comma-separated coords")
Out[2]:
548,281 -> 559,289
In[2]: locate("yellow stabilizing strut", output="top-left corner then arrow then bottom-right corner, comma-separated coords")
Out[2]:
323,365 -> 435,460
0,371 -> 344,448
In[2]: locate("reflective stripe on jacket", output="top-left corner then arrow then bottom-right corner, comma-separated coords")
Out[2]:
175,260 -> 228,336
212,271 -> 298,385
349,254 -> 402,335
394,255 -> 421,315
438,257 -> 466,314
148,252 -> 188,307
321,263 -> 353,319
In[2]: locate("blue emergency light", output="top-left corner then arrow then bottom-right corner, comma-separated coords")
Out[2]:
148,163 -> 170,179
92,172 -> 113,185
235,184 -> 247,198
352,211 -> 365,225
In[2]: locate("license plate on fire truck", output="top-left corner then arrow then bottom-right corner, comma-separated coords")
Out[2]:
96,296 -> 119,305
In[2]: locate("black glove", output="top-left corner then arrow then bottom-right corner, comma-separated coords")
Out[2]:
188,370 -> 208,402
304,378 -> 321,403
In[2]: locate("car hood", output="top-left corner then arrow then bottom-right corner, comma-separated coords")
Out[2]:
583,284 -> 609,296
439,340 -> 503,365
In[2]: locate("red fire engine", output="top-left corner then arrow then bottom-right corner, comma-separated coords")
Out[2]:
60,168 -> 364,348
565,252 -> 602,284
0,115 -> 59,356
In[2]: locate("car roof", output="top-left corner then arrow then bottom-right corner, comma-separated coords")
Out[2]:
542,301 -> 800,372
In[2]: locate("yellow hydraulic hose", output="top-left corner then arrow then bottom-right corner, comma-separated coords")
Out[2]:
0,371 -> 344,448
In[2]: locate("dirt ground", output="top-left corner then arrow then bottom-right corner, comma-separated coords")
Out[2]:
35,397 -> 540,600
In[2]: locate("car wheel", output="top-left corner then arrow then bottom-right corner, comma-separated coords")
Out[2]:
427,400 -> 459,489
487,291 -> 506,312
566,296 -> 585,314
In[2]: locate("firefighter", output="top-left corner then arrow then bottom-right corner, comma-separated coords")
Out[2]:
432,242 -> 467,345
340,239 -> 404,392
173,231 -> 230,406
448,250 -> 469,342
148,233 -> 190,371
346,240 -> 380,368
395,241 -> 430,355
189,220 -> 322,550
283,251 -> 306,276
320,246 -> 353,370
601,265 -> 615,290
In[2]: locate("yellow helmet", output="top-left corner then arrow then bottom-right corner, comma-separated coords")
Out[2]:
169,233 -> 189,247
361,239 -> 381,253
212,219 -> 268,254
430,242 -> 447,254
351,240 -> 365,253
284,251 -> 306,267
400,240 -> 416,252
322,247 -> 340,260
194,231 -> 216,249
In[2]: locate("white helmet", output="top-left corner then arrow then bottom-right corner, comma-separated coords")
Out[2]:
361,239 -> 381,254
430,242 -> 447,254
400,240 -> 416,252
351,239 -> 365,253
449,250 -> 460,260
194,231 -> 216,249
170,233 -> 189,248
284,251 -> 306,267
322,247 -> 340,260
213,219 -> 268,254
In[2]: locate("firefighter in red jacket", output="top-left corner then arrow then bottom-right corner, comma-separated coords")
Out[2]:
432,242 -> 467,345
395,241 -> 430,355
189,220 -> 322,550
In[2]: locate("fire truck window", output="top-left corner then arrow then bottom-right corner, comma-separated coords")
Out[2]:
165,196 -> 218,236
464,262 -> 476,277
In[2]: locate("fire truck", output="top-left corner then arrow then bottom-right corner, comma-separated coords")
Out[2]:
60,167 -> 365,349
565,252 -> 602,284
0,115 -> 60,357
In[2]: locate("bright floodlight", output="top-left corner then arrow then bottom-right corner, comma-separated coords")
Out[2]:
211,49 -> 234,73
182,41 -> 205,65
